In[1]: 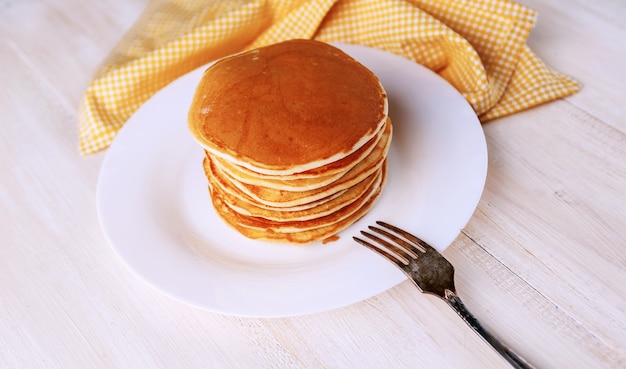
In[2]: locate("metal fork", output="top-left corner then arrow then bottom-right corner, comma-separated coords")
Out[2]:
354,221 -> 534,369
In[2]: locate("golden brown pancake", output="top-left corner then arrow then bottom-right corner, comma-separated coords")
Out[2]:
208,160 -> 381,222
208,162 -> 387,244
209,120 -> 386,190
188,39 -> 392,244
188,39 -> 388,175
206,119 -> 391,208
202,156 -> 348,212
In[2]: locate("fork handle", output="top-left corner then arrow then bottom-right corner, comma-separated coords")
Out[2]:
445,291 -> 534,369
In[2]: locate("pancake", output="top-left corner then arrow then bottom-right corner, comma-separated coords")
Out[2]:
203,156 -> 349,213
207,119 -> 391,208
188,39 -> 392,244
208,160 -> 381,222
208,162 -> 387,244
210,119 -> 386,190
188,39 -> 388,176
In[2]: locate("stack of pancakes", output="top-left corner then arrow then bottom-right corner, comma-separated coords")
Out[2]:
188,39 -> 391,244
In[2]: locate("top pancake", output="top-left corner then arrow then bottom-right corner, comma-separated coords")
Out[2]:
188,39 -> 388,175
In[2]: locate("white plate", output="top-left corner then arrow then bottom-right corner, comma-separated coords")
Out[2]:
97,43 -> 487,317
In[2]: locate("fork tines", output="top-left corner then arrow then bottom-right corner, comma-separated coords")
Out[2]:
353,221 -> 428,266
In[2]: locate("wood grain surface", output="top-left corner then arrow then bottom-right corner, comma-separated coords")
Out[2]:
1,0 -> 624,368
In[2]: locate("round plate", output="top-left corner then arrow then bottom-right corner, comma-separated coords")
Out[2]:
97,43 -> 487,317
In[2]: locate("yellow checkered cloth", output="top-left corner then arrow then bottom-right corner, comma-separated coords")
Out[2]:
78,0 -> 580,155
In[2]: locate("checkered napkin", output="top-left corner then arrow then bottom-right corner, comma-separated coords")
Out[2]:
78,0 -> 580,155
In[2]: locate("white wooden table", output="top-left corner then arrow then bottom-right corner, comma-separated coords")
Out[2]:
1,1 -> 625,368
